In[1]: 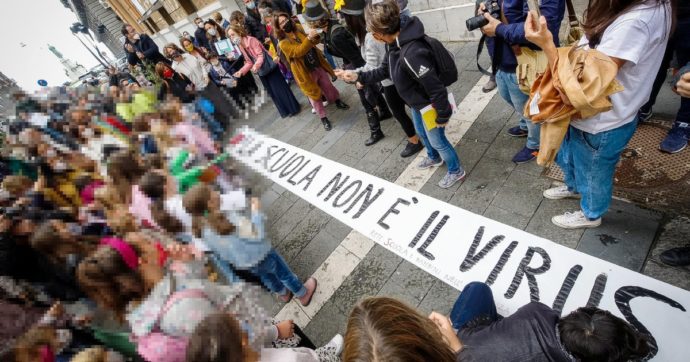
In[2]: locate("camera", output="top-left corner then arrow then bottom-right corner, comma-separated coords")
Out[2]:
466,0 -> 501,32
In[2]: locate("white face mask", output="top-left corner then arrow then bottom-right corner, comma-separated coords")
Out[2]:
83,127 -> 95,138
197,23 -> 204,28
0,189 -> 11,201
211,59 -> 220,66
207,28 -> 217,36
46,149 -> 57,158
133,33 -> 141,40
53,161 -> 68,172
55,329 -> 73,354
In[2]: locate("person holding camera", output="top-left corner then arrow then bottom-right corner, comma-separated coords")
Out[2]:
474,0 -> 565,164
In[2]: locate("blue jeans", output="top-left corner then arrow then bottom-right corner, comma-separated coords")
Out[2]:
323,48 -> 338,69
450,282 -> 498,330
556,119 -> 638,220
251,249 -> 306,297
496,70 -> 540,150
411,108 -> 463,174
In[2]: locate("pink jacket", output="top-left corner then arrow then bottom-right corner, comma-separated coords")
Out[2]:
238,36 -> 265,76
170,122 -> 217,155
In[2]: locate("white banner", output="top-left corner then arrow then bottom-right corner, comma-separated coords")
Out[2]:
227,127 -> 690,361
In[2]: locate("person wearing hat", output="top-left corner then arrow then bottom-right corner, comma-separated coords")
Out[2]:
306,0 -> 386,145
273,11 -> 350,131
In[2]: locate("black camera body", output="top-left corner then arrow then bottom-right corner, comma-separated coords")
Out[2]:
466,0 -> 501,31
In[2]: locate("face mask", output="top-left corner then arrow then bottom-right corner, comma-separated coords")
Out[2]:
211,59 -> 219,66
0,189 -> 11,201
55,329 -> 72,354
53,161 -> 68,172
283,20 -> 294,33
197,23 -> 204,28
246,1 -> 256,9
46,149 -> 57,158
163,68 -> 174,78
185,44 -> 194,52
133,34 -> 141,40
207,28 -> 217,36
232,37 -> 241,45
83,127 -> 94,138
170,50 -> 181,59
67,223 -> 83,235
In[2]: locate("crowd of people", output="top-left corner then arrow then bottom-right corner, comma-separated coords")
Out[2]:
2,0 -> 690,361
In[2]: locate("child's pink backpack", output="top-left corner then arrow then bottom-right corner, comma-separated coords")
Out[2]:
135,288 -> 207,362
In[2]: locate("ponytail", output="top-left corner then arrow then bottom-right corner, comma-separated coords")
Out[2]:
183,184 -> 235,239
139,171 -> 185,234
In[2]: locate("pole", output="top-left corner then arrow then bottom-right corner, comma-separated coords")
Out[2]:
72,32 -> 108,68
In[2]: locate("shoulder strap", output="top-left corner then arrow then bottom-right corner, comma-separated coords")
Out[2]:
565,0 -> 579,25
151,277 -> 208,331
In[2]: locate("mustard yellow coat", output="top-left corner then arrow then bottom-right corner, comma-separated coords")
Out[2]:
278,25 -> 335,100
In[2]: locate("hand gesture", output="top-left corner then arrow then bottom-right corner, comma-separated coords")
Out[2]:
429,311 -> 463,352
308,29 -> 319,40
233,71 -> 242,78
355,81 -> 364,90
136,51 -> 145,59
275,320 -> 295,339
250,197 -> 260,213
524,11 -> 553,50
676,72 -> 690,98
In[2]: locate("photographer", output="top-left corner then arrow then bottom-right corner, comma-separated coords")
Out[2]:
478,0 -> 565,164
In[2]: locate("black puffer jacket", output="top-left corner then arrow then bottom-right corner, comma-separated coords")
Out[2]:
322,20 -> 365,69
457,302 -> 574,362
358,15 -> 453,123
245,9 -> 269,42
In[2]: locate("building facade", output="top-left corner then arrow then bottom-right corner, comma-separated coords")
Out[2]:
0,72 -> 22,121
60,0 -> 127,58
107,0 -> 223,34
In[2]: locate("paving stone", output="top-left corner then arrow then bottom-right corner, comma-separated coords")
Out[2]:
337,154 -> 361,168
269,199 -> 315,245
514,159 -> 546,177
290,229 -> 344,281
381,261 -> 437,302
525,198 -> 584,249
577,212 -> 660,272
608,198 -> 664,222
271,183 -> 287,195
642,260 -> 690,292
303,300 -> 349,347
483,204 -> 531,230
456,139 -> 491,174
649,216 -> 690,261
323,129 -> 370,161
449,157 -> 515,215
323,218 -> 353,241
330,244 -> 403,315
490,170 -> 551,217
417,279 -> 461,316
276,208 -> 332,263
483,117 -> 529,163
462,95 -> 514,144
265,195 -> 296,226
260,189 -> 280,208
372,142 -> 413,182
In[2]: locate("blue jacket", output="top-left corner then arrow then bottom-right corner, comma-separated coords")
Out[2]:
487,0 -> 565,72
201,211 -> 272,269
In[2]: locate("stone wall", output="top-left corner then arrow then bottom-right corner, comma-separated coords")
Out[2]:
409,0 -> 480,42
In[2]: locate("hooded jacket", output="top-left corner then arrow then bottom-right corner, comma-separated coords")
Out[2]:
358,16 -> 453,123
322,20 -> 365,69
194,27 -> 211,50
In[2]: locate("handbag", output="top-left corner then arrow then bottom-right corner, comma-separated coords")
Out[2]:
135,281 -> 208,362
246,46 -> 277,77
516,0 -> 582,95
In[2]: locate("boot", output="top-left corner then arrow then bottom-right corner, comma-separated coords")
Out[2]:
378,106 -> 393,121
365,112 -> 384,146
321,117 -> 332,131
335,99 -> 350,110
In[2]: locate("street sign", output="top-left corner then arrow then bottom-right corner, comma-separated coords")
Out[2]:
37,79 -> 48,87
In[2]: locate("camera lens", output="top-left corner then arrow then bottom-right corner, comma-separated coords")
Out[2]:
466,15 -> 490,32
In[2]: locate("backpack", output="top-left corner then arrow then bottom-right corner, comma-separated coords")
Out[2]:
135,288 -> 208,362
400,35 -> 458,87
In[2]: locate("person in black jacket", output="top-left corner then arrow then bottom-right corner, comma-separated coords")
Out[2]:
239,2 -> 269,42
336,0 -> 465,189
155,62 -> 195,103
121,24 -> 169,66
193,17 -> 212,51
304,0 -> 386,146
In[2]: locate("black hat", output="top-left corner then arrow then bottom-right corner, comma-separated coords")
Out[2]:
339,0 -> 365,15
303,0 -> 328,21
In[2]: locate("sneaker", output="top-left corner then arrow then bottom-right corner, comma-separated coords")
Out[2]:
507,126 -> 528,137
659,246 -> 690,267
311,108 -> 316,114
638,108 -> 653,123
543,185 -> 580,200
298,277 -> 318,306
659,122 -> 689,154
438,170 -> 466,189
417,157 -> 443,169
400,141 -> 424,158
278,290 -> 293,303
323,334 -> 344,356
323,101 -> 329,107
512,146 -> 538,164
551,210 -> 601,229
482,78 -> 497,93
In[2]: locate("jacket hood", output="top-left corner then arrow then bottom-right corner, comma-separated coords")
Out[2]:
396,15 -> 425,48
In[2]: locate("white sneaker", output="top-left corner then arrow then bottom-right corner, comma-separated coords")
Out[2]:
323,101 -> 329,107
552,210 -> 601,229
323,334 -> 344,355
543,185 -> 580,200
311,108 -> 316,114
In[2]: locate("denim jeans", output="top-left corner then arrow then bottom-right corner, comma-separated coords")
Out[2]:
411,108 -> 463,174
450,282 -> 499,330
323,48 -> 338,69
556,118 -> 638,220
251,249 -> 307,297
496,70 -> 540,150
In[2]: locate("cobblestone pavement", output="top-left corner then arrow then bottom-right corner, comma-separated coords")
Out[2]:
235,41 -> 690,346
